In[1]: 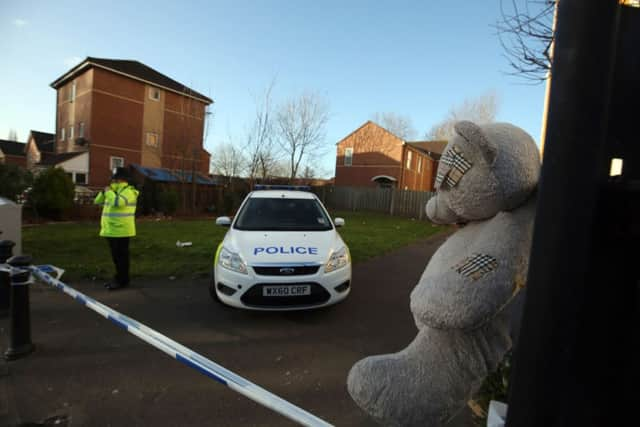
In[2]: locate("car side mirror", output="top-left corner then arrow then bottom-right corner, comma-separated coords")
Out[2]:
216,216 -> 231,227
334,217 -> 345,228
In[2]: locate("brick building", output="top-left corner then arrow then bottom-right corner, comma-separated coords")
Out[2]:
49,57 -> 213,188
334,121 -> 447,191
25,130 -> 55,169
0,140 -> 27,167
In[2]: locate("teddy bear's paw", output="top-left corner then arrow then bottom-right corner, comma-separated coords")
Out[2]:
348,352 -> 451,427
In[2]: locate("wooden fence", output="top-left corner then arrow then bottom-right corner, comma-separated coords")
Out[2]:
314,186 -> 435,220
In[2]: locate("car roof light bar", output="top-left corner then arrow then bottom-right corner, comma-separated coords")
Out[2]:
253,185 -> 311,191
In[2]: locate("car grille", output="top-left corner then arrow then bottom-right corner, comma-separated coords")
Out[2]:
240,283 -> 330,308
252,265 -> 320,276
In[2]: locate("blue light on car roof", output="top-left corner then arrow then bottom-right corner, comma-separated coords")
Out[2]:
253,185 -> 311,191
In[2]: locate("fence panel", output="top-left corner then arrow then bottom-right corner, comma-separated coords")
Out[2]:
316,186 -> 434,220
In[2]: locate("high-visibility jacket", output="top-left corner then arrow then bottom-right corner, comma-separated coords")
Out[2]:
94,182 -> 140,237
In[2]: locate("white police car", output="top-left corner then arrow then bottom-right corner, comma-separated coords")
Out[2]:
211,185 -> 351,310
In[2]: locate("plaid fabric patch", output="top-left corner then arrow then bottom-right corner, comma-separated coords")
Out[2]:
453,253 -> 498,280
435,145 -> 472,189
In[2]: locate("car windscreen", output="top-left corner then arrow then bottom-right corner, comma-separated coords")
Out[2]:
234,197 -> 333,231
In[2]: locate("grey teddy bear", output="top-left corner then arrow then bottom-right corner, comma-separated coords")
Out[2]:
347,121 -> 540,426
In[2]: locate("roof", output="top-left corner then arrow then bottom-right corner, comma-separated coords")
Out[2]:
406,140 -> 448,158
50,57 -> 213,104
130,164 -> 220,186
39,151 -> 85,166
336,120 -> 404,146
30,131 -> 55,152
0,140 -> 26,156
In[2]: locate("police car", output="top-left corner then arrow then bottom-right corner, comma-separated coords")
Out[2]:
211,185 -> 351,310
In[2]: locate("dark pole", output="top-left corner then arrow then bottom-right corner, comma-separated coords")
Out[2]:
505,1 -> 631,426
0,240 -> 15,310
4,255 -> 34,360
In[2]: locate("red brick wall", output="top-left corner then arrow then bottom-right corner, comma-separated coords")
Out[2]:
2,155 -> 27,168
335,121 -> 404,188
88,69 -> 145,187
400,147 -> 438,191
93,68 -> 145,100
162,91 -> 209,175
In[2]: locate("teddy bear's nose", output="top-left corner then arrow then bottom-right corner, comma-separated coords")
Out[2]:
426,196 -> 458,224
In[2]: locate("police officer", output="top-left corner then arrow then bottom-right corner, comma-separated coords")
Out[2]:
94,167 -> 139,290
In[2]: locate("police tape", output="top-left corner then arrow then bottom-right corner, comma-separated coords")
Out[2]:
29,265 -> 334,427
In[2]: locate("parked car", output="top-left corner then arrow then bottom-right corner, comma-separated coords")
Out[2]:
211,185 -> 351,310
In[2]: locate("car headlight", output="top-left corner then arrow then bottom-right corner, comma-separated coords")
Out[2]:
325,247 -> 350,273
218,247 -> 248,274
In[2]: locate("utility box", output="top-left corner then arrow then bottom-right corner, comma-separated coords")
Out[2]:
0,197 -> 22,255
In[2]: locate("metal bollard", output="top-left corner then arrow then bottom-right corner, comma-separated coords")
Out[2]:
4,255 -> 34,360
0,240 -> 15,310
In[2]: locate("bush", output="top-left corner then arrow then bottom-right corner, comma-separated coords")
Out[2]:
471,351 -> 512,425
0,164 -> 32,202
29,167 -> 75,219
158,189 -> 179,215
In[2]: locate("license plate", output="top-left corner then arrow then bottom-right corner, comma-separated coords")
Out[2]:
263,285 -> 311,297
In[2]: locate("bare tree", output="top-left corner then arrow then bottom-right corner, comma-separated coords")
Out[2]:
495,0 -> 556,82
244,81 -> 281,184
211,142 -> 245,178
276,92 -> 330,181
7,129 -> 18,141
426,91 -> 500,140
371,112 -> 417,140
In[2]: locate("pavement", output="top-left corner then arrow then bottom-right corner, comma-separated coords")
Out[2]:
0,229 -> 475,427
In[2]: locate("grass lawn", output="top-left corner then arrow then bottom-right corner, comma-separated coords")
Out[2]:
22,211 -> 446,280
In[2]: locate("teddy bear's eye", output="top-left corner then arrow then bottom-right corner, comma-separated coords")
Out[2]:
436,145 -> 472,189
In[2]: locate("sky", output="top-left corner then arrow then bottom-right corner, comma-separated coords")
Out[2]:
0,0 -> 547,178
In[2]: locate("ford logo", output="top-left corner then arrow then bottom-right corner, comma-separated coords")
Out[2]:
279,267 -> 296,275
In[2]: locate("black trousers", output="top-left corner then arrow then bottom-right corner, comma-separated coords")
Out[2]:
106,237 -> 130,286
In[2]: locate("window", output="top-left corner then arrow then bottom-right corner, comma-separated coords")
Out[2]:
406,151 -> 413,169
146,132 -> 159,148
78,122 -> 85,138
110,156 -> 124,171
417,157 -> 422,174
344,147 -> 353,166
60,127 -> 65,141
234,198 -> 333,231
75,173 -> 87,185
68,125 -> 74,140
149,87 -> 161,101
70,81 -> 76,102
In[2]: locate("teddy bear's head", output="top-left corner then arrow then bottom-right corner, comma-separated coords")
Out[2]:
426,121 -> 540,224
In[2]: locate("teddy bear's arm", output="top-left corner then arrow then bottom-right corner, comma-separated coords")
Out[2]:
411,211 -> 532,331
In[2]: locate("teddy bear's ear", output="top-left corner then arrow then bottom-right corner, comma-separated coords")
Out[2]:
454,121 -> 497,165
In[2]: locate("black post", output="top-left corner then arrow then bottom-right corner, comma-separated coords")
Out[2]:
506,1 -> 640,426
4,255 -> 34,360
0,240 -> 15,310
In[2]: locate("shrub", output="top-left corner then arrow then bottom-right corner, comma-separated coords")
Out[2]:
29,167 -> 75,219
471,351 -> 512,425
0,164 -> 32,202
